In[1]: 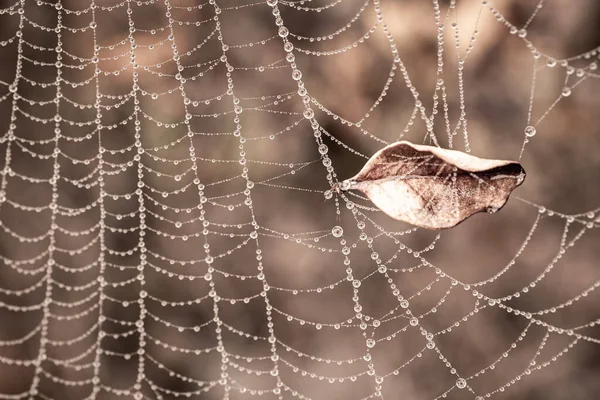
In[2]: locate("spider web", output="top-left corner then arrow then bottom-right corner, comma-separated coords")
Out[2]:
0,0 -> 599,399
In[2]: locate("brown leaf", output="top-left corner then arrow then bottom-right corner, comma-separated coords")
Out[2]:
337,141 -> 526,230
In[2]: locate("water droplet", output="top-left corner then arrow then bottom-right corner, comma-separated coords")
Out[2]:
456,378 -> 467,389
561,87 -> 572,97
292,70 -> 302,80
524,126 -> 536,137
366,338 -> 376,348
332,226 -> 343,237
278,27 -> 289,38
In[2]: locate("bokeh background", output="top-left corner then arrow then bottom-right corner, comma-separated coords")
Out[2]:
0,0 -> 599,399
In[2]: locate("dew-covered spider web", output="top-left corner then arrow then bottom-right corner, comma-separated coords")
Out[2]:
1,0 -> 600,399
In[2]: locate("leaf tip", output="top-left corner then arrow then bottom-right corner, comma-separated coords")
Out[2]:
333,180 -> 355,194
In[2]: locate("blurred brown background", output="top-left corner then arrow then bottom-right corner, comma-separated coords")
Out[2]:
0,0 -> 599,399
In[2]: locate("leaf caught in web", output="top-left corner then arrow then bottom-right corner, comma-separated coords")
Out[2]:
337,141 -> 526,229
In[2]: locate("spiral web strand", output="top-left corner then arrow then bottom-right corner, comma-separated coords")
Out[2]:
0,0 -> 599,399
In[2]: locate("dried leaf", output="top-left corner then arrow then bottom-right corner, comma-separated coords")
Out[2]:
337,141 -> 525,229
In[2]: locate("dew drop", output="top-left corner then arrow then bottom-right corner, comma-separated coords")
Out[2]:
524,126 -> 536,137
303,109 -> 315,119
331,226 -> 343,237
278,27 -> 289,38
